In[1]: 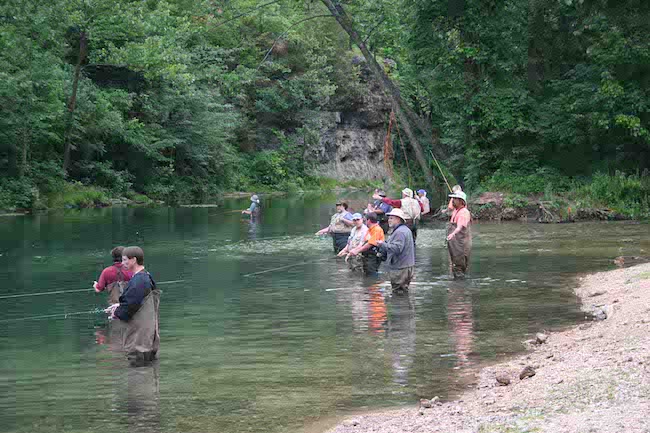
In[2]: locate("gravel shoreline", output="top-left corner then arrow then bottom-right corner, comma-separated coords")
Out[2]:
326,262 -> 650,433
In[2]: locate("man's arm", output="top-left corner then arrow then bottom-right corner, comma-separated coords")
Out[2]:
382,198 -> 402,208
379,230 -> 405,255
95,268 -> 109,292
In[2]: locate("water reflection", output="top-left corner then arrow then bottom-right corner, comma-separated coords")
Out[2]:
124,364 -> 161,433
447,285 -> 474,372
385,293 -> 416,389
95,322 -> 161,433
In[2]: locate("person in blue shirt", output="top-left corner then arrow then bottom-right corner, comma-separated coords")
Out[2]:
242,194 -> 261,216
366,189 -> 392,234
105,246 -> 160,365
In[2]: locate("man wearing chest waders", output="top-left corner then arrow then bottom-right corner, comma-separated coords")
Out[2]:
348,212 -> 385,275
373,188 -> 422,243
446,191 -> 472,280
105,246 -> 160,366
316,201 -> 354,254
377,209 -> 415,294
93,246 -> 133,305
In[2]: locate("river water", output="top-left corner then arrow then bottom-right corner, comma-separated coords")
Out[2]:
0,193 -> 648,433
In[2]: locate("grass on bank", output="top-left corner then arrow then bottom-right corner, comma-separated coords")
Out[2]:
478,171 -> 650,219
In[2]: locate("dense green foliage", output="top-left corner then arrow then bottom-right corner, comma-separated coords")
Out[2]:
1,0 -> 648,215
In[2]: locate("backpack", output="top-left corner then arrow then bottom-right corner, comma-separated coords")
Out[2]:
107,267 -> 128,305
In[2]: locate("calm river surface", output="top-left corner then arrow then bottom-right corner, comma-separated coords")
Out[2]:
0,193 -> 648,433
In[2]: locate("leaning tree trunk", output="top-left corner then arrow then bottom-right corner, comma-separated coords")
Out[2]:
63,31 -> 87,174
319,0 -> 445,193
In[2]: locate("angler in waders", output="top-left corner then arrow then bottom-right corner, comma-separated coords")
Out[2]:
366,189 -> 392,235
373,188 -> 422,243
316,201 -> 354,254
105,246 -> 160,366
94,246 -> 132,305
337,213 -> 368,271
377,209 -> 415,294
348,212 -> 385,275
446,191 -> 472,280
242,194 -> 261,217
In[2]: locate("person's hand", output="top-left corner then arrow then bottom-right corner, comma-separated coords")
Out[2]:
337,249 -> 347,257
93,281 -> 100,292
376,240 -> 384,246
372,193 -> 381,200
104,303 -> 119,317
348,248 -> 358,256
447,233 -> 455,241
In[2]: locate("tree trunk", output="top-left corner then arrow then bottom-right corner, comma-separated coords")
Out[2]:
318,0 -> 444,193
18,127 -> 29,177
63,31 -> 87,174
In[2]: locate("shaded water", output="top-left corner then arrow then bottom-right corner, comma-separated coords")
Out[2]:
0,193 -> 648,433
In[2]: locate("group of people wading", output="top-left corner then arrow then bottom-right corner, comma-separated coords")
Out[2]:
316,185 -> 471,293
91,189 -> 469,365
94,246 -> 160,366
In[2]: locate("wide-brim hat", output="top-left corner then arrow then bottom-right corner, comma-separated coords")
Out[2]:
402,188 -> 414,198
449,191 -> 467,202
386,208 -> 407,221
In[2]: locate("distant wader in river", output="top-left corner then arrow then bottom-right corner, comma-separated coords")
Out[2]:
446,191 -> 472,280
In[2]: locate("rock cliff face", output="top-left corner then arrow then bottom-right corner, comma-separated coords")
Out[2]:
254,75 -> 393,182
303,79 -> 392,181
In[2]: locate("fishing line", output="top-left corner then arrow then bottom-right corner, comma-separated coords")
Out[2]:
0,308 -> 106,323
243,258 -> 332,277
0,279 -> 185,300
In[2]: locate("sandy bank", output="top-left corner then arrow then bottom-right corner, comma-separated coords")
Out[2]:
326,262 -> 650,433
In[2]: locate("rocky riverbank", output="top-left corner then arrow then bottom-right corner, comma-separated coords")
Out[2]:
326,262 -> 650,433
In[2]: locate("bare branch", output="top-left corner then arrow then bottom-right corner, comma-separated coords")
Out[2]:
215,0 -> 283,27
363,15 -> 385,45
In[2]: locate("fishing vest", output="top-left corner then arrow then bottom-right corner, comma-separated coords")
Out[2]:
107,266 -> 128,305
329,212 -> 352,233
348,225 -> 368,249
401,197 -> 421,221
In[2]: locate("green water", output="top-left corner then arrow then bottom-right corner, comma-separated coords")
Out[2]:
0,194 -> 648,433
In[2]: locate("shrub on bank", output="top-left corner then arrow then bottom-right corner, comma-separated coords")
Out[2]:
478,170 -> 649,219
48,182 -> 110,208
572,172 -> 650,218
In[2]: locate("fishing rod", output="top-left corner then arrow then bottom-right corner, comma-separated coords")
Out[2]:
0,279 -> 185,300
429,150 -> 453,193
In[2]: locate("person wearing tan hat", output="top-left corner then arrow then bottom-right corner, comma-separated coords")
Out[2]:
376,208 -> 415,293
316,201 -> 354,254
446,190 -> 472,279
372,188 -> 422,242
